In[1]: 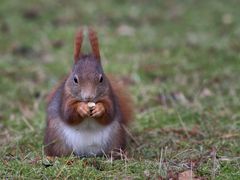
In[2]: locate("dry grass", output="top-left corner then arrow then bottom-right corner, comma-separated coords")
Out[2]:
0,0 -> 240,179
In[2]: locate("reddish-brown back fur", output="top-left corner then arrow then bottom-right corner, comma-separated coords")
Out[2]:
108,76 -> 134,125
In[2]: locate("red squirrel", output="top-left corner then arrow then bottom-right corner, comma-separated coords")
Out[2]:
44,27 -> 133,157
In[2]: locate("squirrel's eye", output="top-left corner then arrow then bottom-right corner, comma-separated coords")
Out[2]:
99,74 -> 103,83
73,75 -> 78,84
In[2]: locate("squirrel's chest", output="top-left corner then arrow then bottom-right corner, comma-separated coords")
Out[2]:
60,118 -> 117,156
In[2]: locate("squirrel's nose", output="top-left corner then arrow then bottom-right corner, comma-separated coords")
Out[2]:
83,96 -> 94,102
81,89 -> 95,102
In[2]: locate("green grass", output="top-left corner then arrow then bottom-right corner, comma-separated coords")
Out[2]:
0,0 -> 240,179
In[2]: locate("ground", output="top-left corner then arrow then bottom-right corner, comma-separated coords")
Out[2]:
0,0 -> 240,179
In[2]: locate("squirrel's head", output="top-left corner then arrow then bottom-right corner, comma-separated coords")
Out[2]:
65,28 -> 109,102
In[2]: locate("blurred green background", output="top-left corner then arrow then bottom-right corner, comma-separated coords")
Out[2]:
0,0 -> 240,179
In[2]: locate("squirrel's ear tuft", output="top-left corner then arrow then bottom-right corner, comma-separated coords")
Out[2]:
88,27 -> 101,60
74,28 -> 84,63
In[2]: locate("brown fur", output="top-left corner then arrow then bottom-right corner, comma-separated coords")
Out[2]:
109,77 -> 134,125
44,117 -> 72,156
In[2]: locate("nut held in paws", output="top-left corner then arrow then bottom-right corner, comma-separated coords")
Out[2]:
87,102 -> 96,110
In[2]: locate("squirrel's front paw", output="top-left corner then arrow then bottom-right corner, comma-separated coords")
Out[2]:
91,103 -> 105,118
77,102 -> 90,118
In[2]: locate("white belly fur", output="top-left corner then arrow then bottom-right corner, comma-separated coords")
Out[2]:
59,118 -> 119,156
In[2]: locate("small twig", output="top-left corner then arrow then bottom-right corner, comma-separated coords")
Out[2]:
22,117 -> 34,131
158,148 -> 164,174
211,147 -> 217,180
171,149 -> 195,160
101,148 -> 109,159
176,112 -> 190,139
122,124 -> 140,146
219,156 -> 240,161
190,161 -> 193,180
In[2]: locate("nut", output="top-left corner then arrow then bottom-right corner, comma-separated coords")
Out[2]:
87,102 -> 96,110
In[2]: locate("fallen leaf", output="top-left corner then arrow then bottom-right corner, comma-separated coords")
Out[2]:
22,6 -> 40,20
117,24 -> 135,36
52,40 -> 64,49
166,4 -> 184,20
66,159 -> 75,166
171,92 -> 190,106
186,32 -> 199,47
11,43 -> 34,57
46,156 -> 55,161
42,156 -> 55,167
222,13 -> 233,25
1,22 -> 10,33
167,170 -> 178,179
120,76 -> 136,85
178,170 -> 199,180
221,133 -> 239,139
29,156 -> 41,164
200,88 -> 213,98
143,170 -> 150,177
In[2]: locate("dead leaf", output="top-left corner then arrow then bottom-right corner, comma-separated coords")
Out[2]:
46,156 -> 55,161
222,13 -> 233,25
117,24 -> 135,36
19,104 -> 34,119
42,156 -> 55,167
1,22 -> 10,33
171,92 -> 190,106
166,4 -> 184,20
178,170 -> 199,180
221,133 -> 239,139
52,40 -> 64,49
66,159 -> 75,166
186,32 -> 199,47
11,43 -> 34,57
23,6 -> 40,20
167,170 -> 178,179
119,76 -> 135,85
0,128 -> 15,146
143,170 -> 150,177
29,156 -> 41,164
157,93 -> 168,107
200,88 -> 213,98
